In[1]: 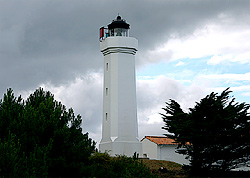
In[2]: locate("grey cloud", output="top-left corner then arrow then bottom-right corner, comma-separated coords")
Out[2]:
139,122 -> 166,140
1,0 -> 250,96
41,72 -> 103,134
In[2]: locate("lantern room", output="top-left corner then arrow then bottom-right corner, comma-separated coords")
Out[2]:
100,15 -> 130,41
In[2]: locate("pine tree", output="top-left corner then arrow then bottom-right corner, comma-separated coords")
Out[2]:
161,88 -> 250,173
0,88 -> 96,177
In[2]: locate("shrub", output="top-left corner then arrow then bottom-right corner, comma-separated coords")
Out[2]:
83,152 -> 157,178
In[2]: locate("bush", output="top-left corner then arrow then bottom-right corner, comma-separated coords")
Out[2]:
82,152 -> 157,178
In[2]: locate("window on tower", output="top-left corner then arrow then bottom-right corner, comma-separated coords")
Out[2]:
109,28 -> 128,37
105,113 -> 108,121
106,63 -> 109,71
105,88 -> 108,96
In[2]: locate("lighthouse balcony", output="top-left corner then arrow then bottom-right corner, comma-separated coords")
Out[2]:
100,36 -> 138,56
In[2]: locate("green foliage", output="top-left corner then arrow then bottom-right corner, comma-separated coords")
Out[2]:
0,88 -> 96,177
161,88 -> 250,174
83,152 -> 157,178
0,88 -> 156,177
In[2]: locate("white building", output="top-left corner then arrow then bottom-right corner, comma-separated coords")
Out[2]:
141,136 -> 190,165
99,16 -> 142,157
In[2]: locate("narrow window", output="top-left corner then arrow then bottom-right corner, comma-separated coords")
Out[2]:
105,113 -> 108,121
105,88 -> 109,96
106,63 -> 109,71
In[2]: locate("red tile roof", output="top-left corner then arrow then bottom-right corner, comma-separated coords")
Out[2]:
141,136 -> 178,145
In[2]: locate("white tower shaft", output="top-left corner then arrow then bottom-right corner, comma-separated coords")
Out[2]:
99,36 -> 141,156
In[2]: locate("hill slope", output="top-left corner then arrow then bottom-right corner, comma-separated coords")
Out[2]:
142,159 -> 188,178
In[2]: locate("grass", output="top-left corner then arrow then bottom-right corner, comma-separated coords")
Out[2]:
142,159 -> 188,178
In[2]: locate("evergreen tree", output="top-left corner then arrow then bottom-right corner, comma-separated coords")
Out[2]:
0,88 -> 96,177
161,88 -> 250,173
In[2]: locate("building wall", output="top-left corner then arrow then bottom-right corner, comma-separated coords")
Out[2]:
141,138 -> 190,165
159,145 -> 190,165
141,139 -> 158,159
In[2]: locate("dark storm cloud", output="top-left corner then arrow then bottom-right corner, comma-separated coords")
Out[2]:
0,0 -> 104,93
123,0 -> 250,47
1,0 -> 249,96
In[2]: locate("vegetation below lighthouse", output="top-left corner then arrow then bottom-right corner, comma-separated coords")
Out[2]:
0,87 -> 249,177
0,88 -> 154,177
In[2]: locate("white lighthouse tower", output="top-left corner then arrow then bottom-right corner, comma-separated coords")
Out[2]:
99,15 -> 142,156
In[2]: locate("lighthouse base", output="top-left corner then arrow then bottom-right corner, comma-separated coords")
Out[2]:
99,141 -> 142,157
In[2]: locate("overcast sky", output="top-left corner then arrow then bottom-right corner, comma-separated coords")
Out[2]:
1,0 -> 250,146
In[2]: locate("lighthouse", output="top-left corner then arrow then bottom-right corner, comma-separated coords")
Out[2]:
99,15 -> 142,156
